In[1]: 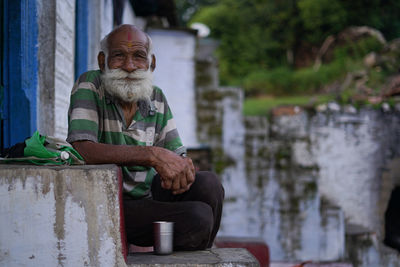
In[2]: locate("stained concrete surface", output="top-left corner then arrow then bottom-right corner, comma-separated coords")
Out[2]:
0,164 -> 125,267
126,248 -> 259,267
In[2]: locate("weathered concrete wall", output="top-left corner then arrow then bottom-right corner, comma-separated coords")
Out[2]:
149,28 -> 199,148
310,108 -> 400,233
54,0 -> 76,139
0,165 -> 125,267
37,0 -> 56,137
239,107 -> 400,265
87,0 -> 114,71
37,0 -> 75,138
127,248 -> 259,267
195,37 -> 400,266
37,0 -> 115,139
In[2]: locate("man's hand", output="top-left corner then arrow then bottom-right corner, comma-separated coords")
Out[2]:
153,149 -> 195,195
71,141 -> 195,194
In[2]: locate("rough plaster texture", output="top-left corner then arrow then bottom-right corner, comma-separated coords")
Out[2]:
37,0 -> 77,139
311,110 -> 400,233
148,29 -> 199,148
37,0 -> 117,139
0,165 -> 125,267
88,0 -> 113,70
127,248 -> 259,267
242,108 -> 399,265
54,0 -> 75,139
195,39 -> 400,266
37,0 -> 56,136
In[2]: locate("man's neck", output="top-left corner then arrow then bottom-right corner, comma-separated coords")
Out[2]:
119,100 -> 137,126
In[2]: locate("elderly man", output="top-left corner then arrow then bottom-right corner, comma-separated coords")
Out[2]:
67,24 -> 224,250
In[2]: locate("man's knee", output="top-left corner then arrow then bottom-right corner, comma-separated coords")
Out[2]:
196,171 -> 224,194
175,202 -> 213,250
195,171 -> 225,201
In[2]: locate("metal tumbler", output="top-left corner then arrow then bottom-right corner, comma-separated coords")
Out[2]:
153,221 -> 174,255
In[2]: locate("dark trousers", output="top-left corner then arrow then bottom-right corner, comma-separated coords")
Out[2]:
123,171 -> 224,250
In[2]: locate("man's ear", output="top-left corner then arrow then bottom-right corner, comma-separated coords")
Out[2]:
150,54 -> 156,72
98,52 -> 106,71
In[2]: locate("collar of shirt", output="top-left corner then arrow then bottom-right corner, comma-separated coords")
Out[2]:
104,90 -> 156,118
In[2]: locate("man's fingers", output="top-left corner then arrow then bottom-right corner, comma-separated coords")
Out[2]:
183,158 -> 195,184
161,178 -> 172,189
172,176 -> 180,191
187,158 -> 195,176
180,173 -> 188,189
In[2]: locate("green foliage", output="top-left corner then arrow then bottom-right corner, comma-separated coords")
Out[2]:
242,37 -> 384,96
189,0 -> 400,89
333,37 -> 384,60
191,0 -> 296,83
175,0 -> 218,26
298,0 -> 347,44
243,67 -> 293,96
242,59 -> 350,96
243,95 -> 334,116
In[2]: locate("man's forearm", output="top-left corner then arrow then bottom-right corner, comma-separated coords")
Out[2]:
72,140 -> 195,193
72,140 -> 161,167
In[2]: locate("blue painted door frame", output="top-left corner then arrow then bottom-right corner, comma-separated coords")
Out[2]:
2,0 -> 38,147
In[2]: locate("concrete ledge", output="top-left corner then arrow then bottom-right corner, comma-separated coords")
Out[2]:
0,164 -> 126,267
126,248 -> 259,266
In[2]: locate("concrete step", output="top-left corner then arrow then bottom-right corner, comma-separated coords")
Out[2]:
126,248 -> 259,266
215,236 -> 269,267
270,262 -> 352,267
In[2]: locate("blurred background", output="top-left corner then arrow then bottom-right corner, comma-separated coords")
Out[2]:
179,0 -> 400,114
2,0 -> 400,266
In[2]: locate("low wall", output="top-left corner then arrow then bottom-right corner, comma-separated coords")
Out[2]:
0,164 -> 126,267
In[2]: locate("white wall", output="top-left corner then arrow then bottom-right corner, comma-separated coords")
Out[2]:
148,29 -> 199,148
54,0 -> 76,139
38,0 -> 115,139
87,0 -> 114,71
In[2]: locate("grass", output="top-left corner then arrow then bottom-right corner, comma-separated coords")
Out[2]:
243,94 -> 335,116
241,37 -> 389,116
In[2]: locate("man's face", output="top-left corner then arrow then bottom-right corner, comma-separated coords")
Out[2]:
106,29 -> 150,72
100,28 -> 154,103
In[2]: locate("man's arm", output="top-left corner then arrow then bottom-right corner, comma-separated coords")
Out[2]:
72,140 -> 195,194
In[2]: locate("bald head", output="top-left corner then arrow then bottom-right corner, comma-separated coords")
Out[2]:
100,25 -> 152,56
98,24 -> 155,72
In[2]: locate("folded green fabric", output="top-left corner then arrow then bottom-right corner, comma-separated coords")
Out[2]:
1,131 -> 84,165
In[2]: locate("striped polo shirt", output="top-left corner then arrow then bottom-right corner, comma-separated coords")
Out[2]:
67,70 -> 186,199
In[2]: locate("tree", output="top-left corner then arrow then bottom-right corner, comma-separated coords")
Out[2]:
189,0 -> 400,85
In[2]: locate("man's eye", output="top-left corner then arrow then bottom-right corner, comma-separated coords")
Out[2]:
134,53 -> 147,59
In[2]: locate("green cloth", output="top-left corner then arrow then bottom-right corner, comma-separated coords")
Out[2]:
1,131 -> 84,165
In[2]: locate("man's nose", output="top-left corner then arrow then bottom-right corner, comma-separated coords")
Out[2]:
122,57 -> 137,73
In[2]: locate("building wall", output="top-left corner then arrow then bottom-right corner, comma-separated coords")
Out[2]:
148,28 -> 199,148
54,0 -> 76,139
87,0 -> 113,71
37,0 -> 56,137
37,0 -> 115,139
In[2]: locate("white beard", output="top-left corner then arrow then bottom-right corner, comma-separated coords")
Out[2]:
101,67 -> 154,103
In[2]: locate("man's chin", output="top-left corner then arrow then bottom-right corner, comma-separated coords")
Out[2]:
104,83 -> 153,103
102,70 -> 154,103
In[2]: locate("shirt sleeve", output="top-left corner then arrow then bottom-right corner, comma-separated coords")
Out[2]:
66,75 -> 100,144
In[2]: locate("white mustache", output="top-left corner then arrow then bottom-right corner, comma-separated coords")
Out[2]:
105,69 -> 149,80
101,67 -> 154,103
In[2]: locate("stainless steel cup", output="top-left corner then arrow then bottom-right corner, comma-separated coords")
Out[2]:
153,221 -> 174,255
